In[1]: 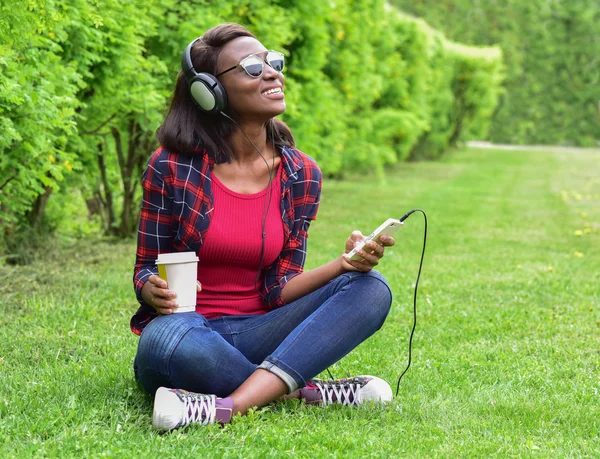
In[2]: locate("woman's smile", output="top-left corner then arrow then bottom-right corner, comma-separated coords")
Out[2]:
261,86 -> 284,99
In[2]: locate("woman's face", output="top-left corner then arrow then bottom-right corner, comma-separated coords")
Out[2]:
216,37 -> 286,122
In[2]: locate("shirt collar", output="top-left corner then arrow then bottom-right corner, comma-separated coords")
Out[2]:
280,145 -> 303,184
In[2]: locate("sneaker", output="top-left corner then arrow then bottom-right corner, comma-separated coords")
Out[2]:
299,375 -> 393,406
152,387 -> 234,431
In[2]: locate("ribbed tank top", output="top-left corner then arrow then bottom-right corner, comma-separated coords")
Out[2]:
195,164 -> 284,318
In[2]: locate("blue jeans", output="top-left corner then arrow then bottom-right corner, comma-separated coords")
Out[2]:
134,271 -> 392,397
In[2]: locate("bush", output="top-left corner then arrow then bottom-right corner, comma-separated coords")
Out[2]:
390,0 -> 600,147
0,0 -> 503,254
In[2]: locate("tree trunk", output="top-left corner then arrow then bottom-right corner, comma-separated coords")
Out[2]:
28,185 -> 53,232
97,142 -> 116,235
113,120 -> 147,238
449,81 -> 466,146
119,187 -> 136,237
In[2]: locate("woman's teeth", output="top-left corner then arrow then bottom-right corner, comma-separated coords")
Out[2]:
262,88 -> 282,96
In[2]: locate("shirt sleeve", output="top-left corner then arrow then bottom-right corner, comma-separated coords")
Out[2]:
261,160 -> 322,307
132,148 -> 173,302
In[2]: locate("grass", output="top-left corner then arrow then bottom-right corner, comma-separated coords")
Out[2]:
1,146 -> 599,457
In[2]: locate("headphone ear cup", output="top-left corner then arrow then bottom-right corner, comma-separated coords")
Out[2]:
188,73 -> 228,114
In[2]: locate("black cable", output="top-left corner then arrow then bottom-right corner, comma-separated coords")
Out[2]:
256,121 -> 276,302
218,111 -> 275,303
395,208 -> 427,396
215,117 -> 428,393
323,209 -> 427,394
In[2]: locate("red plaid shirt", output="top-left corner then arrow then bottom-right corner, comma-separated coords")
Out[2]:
130,145 -> 322,335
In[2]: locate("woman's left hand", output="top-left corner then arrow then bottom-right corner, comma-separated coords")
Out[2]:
341,230 -> 395,272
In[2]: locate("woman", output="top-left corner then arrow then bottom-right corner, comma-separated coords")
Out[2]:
132,23 -> 395,431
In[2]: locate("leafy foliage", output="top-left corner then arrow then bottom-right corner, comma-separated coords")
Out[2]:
0,0 -> 503,256
391,0 -> 600,146
0,1 -> 80,229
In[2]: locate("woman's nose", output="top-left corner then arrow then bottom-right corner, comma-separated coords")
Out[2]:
262,61 -> 281,80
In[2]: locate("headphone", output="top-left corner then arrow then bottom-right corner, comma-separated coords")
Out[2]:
181,37 -> 228,114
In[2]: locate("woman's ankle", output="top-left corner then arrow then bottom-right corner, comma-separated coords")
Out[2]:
280,389 -> 301,400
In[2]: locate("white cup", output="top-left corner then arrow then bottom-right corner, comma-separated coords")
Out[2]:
155,252 -> 199,313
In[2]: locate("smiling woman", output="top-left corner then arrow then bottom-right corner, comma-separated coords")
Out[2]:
130,22 -> 396,431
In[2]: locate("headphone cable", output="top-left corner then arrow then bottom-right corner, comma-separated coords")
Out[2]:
324,209 -> 427,397
219,111 -> 276,303
394,208 -> 427,396
216,112 -> 427,395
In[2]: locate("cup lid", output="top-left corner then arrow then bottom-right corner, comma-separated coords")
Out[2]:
156,251 -> 199,264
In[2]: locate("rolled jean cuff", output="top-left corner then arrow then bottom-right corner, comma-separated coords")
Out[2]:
258,359 -> 301,394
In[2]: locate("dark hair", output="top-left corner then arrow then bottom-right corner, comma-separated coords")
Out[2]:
156,23 -> 294,162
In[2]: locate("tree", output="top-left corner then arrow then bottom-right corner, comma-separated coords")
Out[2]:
0,1 -> 80,233
390,0 -> 600,146
0,0 -> 504,257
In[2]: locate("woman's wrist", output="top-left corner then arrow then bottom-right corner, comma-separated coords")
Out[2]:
337,254 -> 352,274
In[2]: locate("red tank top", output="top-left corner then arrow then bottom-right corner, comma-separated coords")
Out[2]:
195,164 -> 284,318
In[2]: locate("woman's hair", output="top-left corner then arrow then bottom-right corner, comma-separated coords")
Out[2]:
156,23 -> 294,162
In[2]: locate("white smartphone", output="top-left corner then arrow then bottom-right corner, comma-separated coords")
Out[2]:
347,218 -> 403,261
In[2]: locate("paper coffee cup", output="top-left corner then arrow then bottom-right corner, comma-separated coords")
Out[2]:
155,252 -> 199,313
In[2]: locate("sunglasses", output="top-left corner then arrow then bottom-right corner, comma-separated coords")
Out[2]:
216,51 -> 285,79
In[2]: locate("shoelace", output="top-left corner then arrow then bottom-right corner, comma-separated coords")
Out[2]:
314,380 -> 361,406
179,391 -> 216,426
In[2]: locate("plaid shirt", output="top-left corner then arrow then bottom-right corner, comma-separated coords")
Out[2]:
130,145 -> 322,335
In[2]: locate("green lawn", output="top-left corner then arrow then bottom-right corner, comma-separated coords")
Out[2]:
1,146 -> 598,457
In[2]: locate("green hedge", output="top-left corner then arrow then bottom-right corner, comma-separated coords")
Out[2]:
379,13 -> 504,161
0,0 -> 503,244
281,5 -> 504,170
390,0 -> 600,147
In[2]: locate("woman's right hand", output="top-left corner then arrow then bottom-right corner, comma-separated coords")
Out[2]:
141,275 -> 202,315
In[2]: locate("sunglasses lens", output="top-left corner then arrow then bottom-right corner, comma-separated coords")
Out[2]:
242,55 -> 263,77
267,51 -> 284,72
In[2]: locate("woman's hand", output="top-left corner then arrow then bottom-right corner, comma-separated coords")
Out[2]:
141,275 -> 202,315
341,230 -> 395,272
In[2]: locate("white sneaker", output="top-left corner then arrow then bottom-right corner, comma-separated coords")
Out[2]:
300,375 -> 393,406
152,387 -> 234,431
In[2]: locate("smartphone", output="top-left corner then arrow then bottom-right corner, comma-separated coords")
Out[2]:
347,218 -> 402,261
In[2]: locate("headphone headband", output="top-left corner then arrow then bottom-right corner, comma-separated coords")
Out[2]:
181,37 -> 203,82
